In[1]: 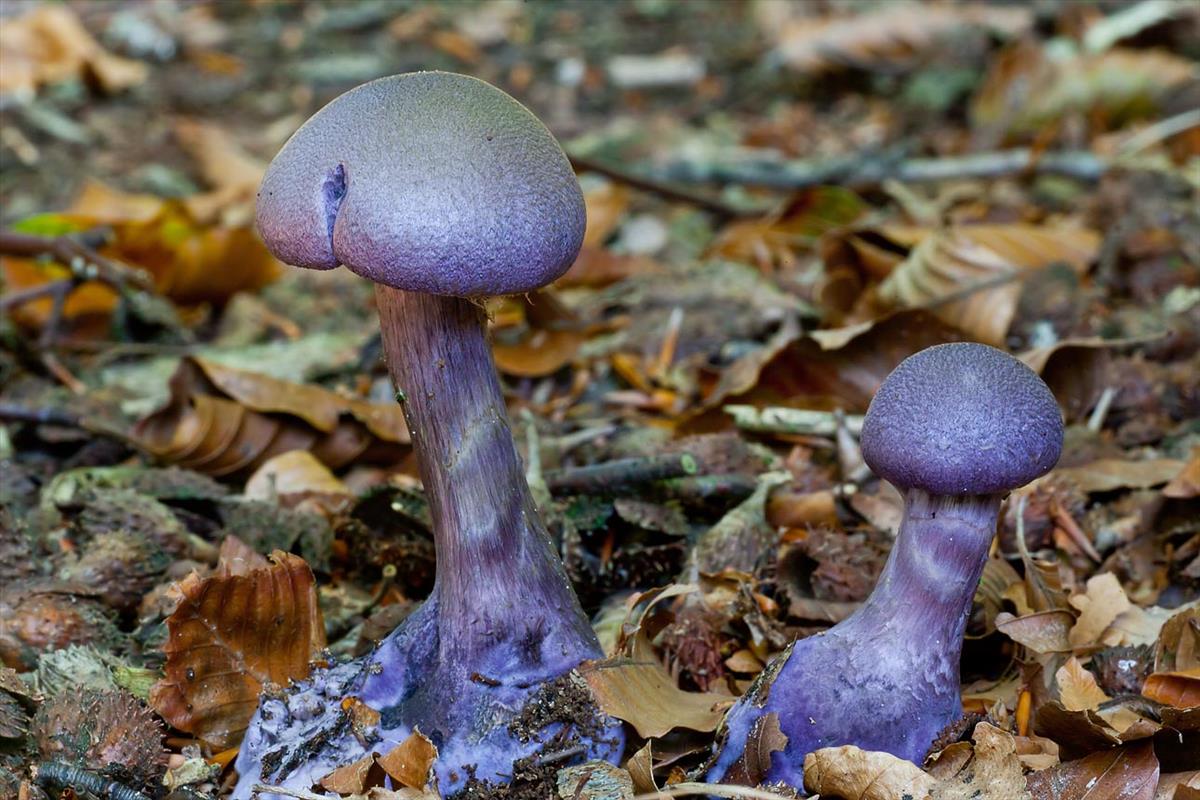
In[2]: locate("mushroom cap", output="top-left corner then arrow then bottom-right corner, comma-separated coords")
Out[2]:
256,72 -> 585,296
860,343 -> 1063,496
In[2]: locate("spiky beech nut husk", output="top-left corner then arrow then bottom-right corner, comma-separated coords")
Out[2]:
58,530 -> 172,613
35,645 -> 121,697
0,583 -> 122,671
72,488 -> 192,557
0,510 -> 39,584
33,689 -> 167,788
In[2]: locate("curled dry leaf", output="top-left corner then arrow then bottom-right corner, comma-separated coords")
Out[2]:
1026,740 -> 1159,800
697,309 -> 966,418
149,551 -> 326,748
708,187 -> 868,273
972,41 -> 1198,137
0,4 -> 147,96
995,610 -> 1075,654
578,659 -> 729,739
245,450 -> 351,501
803,745 -> 934,800
876,225 -> 1100,347
1069,573 -> 1132,650
1018,336 -> 1153,422
1057,657 -> 1110,712
2,180 -> 279,332
763,3 -> 1030,74
1052,458 -> 1187,494
1144,606 -> 1200,708
491,291 -> 593,378
1163,449 -> 1200,499
133,356 -> 410,477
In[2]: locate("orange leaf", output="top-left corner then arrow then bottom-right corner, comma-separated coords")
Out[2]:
1142,670 -> 1200,709
877,224 -> 1100,346
149,551 -> 326,748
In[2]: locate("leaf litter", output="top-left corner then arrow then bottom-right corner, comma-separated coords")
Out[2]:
0,2 -> 1198,800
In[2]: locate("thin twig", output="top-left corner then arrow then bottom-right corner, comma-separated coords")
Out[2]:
569,152 -> 763,218
634,782 -> 800,799
1118,108 -> 1200,156
545,452 -> 700,495
726,405 -> 864,437
655,148 -> 1114,190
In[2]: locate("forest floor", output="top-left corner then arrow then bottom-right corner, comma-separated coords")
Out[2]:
1,2 -> 1198,799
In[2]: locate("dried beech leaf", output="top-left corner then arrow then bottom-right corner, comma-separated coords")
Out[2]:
1057,657 -> 1111,712
1142,670 -> 1200,709
582,182 -> 631,248
245,450 -> 350,501
0,4 -> 147,96
321,753 -> 377,795
722,712 -> 788,787
932,722 -> 1027,800
1026,741 -> 1159,800
579,659 -> 729,739
1052,458 -> 1186,494
803,745 -> 935,800
378,730 -> 439,790
877,225 -> 1100,346
1069,573 -> 1132,649
1155,607 -> 1200,673
765,3 -> 1030,74
708,187 -> 868,273
149,551 -> 325,748
133,357 -> 409,477
698,309 -> 965,418
972,42 -> 1197,136
1163,450 -> 1200,499
995,610 -> 1075,654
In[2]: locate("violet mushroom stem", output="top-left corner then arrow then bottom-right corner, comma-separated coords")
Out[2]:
841,489 -> 999,685
375,286 -> 597,656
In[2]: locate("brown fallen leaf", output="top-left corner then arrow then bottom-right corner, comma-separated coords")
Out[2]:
1069,573 -> 1133,649
133,357 -> 409,477
762,3 -> 1030,75
972,41 -> 1197,137
932,722 -> 1027,800
1052,458 -> 1187,494
1026,741 -> 1159,800
149,551 -> 325,748
876,225 -> 1100,347
2,180 -> 280,333
1164,449 -> 1200,499
244,450 -> 351,501
995,610 -> 1075,654
378,730 -> 439,790
803,745 -> 934,800
1142,670 -> 1200,709
1057,657 -> 1111,712
578,659 -> 729,739
708,187 -> 868,273
0,4 -> 147,96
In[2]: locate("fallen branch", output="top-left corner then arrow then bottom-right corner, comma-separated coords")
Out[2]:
545,452 -> 699,495
569,152 -> 765,219
0,228 -> 160,348
653,148 -> 1123,190
726,404 -> 864,437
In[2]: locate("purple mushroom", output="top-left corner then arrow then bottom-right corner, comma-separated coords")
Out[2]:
234,72 -> 621,797
708,343 -> 1063,788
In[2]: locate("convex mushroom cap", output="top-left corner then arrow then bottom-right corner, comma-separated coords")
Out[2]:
256,71 -> 585,296
860,343 -> 1064,496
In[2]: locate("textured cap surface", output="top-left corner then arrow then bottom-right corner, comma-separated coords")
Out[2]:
256,72 -> 585,296
860,343 -> 1063,495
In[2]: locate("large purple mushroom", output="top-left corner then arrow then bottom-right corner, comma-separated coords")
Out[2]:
234,72 -> 622,797
708,342 -> 1063,788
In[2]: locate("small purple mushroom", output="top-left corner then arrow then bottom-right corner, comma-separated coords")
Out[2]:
234,72 -> 621,797
709,342 -> 1063,787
